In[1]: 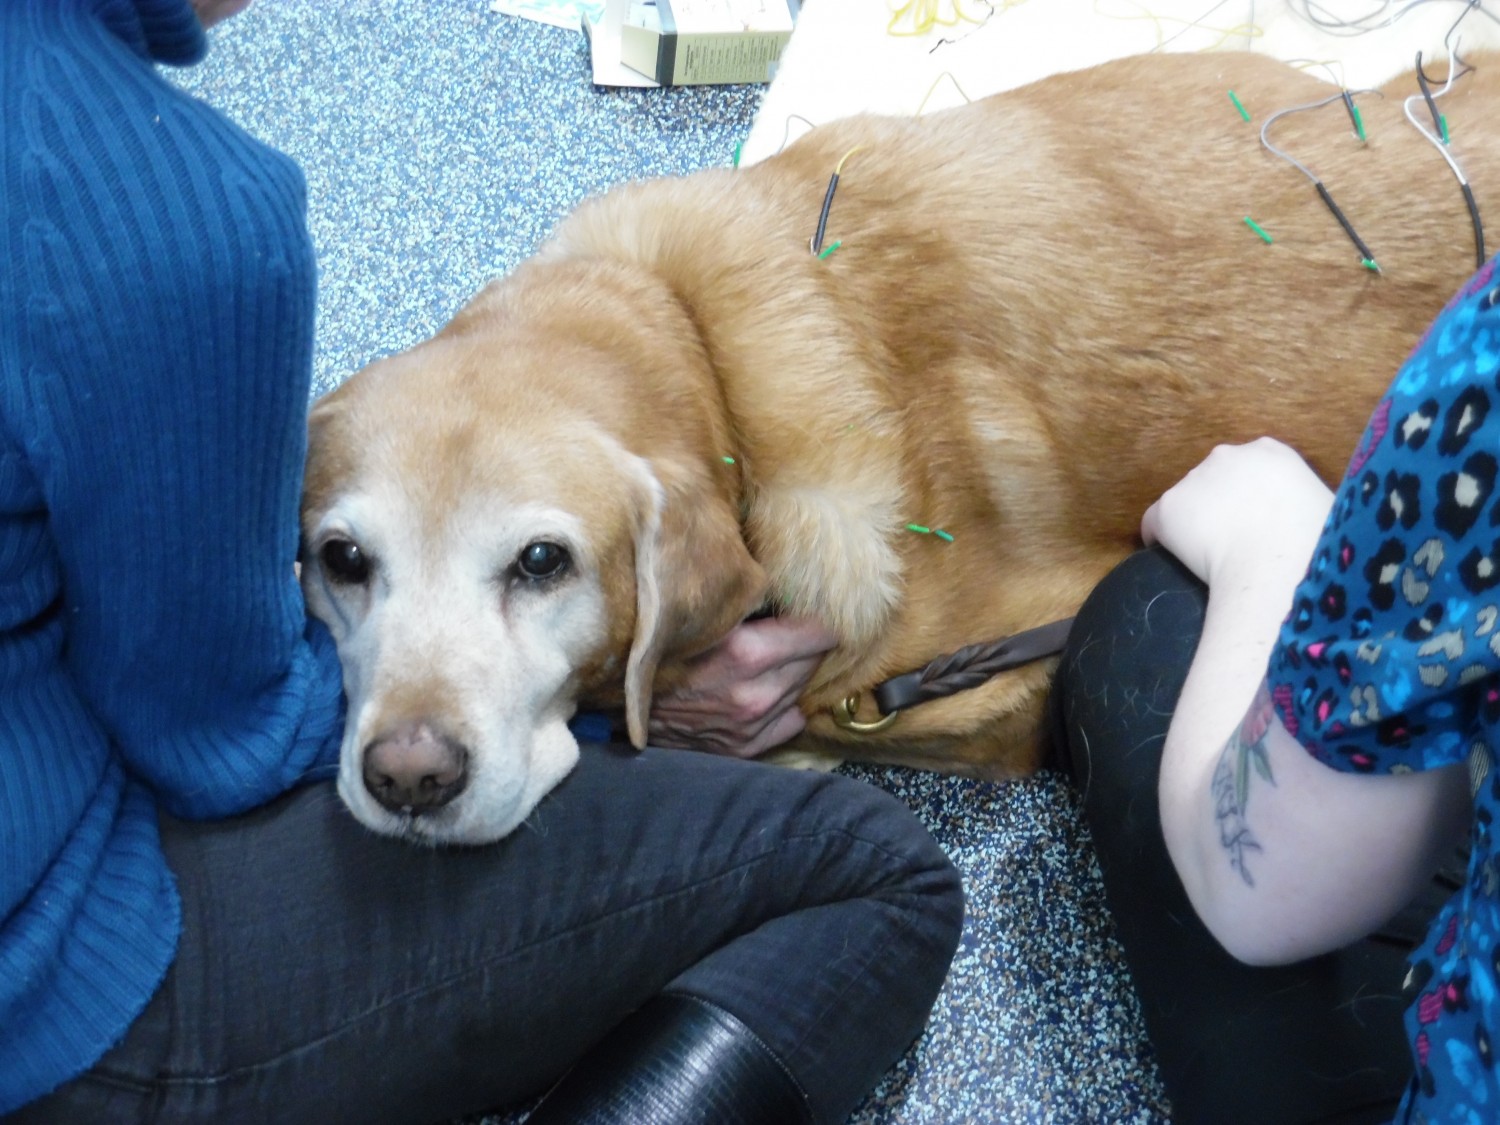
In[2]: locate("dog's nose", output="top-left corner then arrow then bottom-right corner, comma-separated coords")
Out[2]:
362,723 -> 470,815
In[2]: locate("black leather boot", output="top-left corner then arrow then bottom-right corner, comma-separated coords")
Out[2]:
524,992 -> 818,1125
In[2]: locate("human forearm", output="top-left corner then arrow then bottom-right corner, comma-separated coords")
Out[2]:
1164,665 -> 1468,965
1150,442 -> 1470,965
1157,524 -> 1322,943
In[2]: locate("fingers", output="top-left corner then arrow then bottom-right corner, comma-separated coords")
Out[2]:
646,699 -> 807,758
646,615 -> 836,757
714,615 -> 838,678
660,706 -> 808,760
653,649 -> 818,715
649,666 -> 812,750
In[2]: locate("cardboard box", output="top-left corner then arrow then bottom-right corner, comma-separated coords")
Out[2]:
618,0 -> 799,86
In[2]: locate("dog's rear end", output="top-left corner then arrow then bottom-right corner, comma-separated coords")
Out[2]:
305,51 -> 1500,842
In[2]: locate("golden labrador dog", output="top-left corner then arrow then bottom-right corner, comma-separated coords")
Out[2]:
302,50 -> 1500,843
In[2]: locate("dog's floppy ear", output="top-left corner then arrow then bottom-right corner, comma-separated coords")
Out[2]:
623,458 -> 768,748
301,391 -> 353,525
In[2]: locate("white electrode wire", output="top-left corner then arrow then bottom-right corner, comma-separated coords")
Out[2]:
1403,39 -> 1466,185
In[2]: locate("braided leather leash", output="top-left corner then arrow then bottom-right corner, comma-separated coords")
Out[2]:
831,616 -> 1076,733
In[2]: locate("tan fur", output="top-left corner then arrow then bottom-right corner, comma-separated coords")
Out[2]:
305,51 -> 1500,781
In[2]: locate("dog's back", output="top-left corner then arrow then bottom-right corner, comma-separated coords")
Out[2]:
532,51 -> 1500,773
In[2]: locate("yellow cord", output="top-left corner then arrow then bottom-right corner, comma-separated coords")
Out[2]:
887,0 -> 986,37
835,145 -> 865,175
915,71 -> 976,114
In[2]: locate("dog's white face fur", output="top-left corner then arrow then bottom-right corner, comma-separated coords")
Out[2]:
305,364 -> 624,843
304,488 -> 597,844
302,325 -> 766,845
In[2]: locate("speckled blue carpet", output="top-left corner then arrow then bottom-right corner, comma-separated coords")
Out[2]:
171,3 -> 1170,1121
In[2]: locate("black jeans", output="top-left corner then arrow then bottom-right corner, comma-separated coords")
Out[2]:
11,744 -> 963,1125
1050,548 -> 1460,1125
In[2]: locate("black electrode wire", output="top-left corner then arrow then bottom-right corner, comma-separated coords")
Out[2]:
1287,4 -> 1489,268
1283,60 -> 1364,137
809,147 -> 864,256
1464,183 -> 1487,266
1339,87 -> 1361,133
1415,52 -> 1445,133
1260,89 -> 1384,269
1314,180 -> 1379,264
811,173 -> 839,255
1404,42 -> 1487,267
929,0 -> 996,53
1441,0 -> 1497,74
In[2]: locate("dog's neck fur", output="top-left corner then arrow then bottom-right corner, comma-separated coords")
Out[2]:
524,208 -> 910,690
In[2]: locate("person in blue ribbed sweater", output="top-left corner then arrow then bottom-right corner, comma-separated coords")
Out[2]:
0,2 -> 964,1121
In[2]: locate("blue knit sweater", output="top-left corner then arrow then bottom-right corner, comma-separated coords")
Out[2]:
0,0 -> 346,1109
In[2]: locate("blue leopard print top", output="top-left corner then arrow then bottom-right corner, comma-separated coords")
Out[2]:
1269,255 -> 1500,1122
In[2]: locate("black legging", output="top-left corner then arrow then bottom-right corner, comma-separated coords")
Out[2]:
1049,548 -> 1463,1125
6,746 -> 962,1125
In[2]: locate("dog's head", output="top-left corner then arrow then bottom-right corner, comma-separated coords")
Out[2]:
301,276 -> 766,845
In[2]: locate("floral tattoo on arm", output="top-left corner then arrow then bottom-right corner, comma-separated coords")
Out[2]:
1210,681 -> 1277,887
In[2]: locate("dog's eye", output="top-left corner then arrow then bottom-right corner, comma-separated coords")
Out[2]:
320,538 -> 371,585
516,541 -> 569,581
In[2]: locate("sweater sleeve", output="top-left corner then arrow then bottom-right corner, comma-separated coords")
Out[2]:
1267,256 -> 1500,778
12,16 -> 344,819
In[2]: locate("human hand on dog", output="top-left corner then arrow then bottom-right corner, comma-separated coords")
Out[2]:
648,616 -> 838,758
1140,437 -> 1333,592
